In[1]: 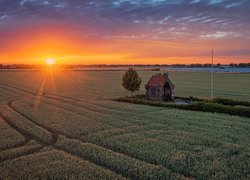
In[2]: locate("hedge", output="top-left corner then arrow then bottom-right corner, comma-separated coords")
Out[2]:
115,97 -> 250,118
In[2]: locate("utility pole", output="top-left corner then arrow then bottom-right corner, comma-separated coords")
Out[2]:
211,50 -> 214,99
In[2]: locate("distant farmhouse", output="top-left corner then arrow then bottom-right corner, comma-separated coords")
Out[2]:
145,73 -> 174,101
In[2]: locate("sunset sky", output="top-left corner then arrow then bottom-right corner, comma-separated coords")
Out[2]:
0,0 -> 249,64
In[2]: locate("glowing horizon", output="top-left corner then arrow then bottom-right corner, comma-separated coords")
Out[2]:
0,0 -> 249,65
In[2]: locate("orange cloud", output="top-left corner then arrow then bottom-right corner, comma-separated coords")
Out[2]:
0,24 -> 249,65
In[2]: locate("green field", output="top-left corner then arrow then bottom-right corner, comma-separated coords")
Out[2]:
0,70 -> 249,179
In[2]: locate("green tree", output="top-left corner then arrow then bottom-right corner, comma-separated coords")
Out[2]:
122,68 -> 142,95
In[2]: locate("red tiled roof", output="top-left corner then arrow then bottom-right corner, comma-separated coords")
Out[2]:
146,75 -> 167,87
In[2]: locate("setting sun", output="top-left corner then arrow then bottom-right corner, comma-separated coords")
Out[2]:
46,58 -> 56,65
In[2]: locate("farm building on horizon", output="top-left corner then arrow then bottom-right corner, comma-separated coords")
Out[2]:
145,73 -> 174,101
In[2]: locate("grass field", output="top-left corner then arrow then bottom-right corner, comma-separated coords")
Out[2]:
0,70 -> 249,179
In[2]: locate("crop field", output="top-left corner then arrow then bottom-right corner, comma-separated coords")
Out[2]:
0,70 -> 249,179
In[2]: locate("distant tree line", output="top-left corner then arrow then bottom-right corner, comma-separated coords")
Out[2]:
0,64 -> 43,69
0,63 -> 250,69
172,64 -> 220,68
229,63 -> 250,68
172,63 -> 250,68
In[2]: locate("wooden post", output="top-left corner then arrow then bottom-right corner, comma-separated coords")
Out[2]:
211,50 -> 214,99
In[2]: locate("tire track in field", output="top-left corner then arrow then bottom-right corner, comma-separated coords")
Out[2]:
0,97 -> 29,151
0,81 -> 195,178
29,97 -> 135,127
29,102 -> 196,178
0,82 -> 76,102
0,98 -> 44,161
7,98 -> 127,177
0,97 -> 56,162
0,138 -> 30,152
1,82 -> 164,131
3,82 -> 227,135
0,83 -> 66,104
14,95 -> 154,148
0,82 -> 38,96
0,87 -> 142,178
1,84 -> 142,132
1,83 -> 167,165
0,83 -> 136,132
53,143 -> 139,179
0,82 -> 92,109
52,147 -> 128,179
7,98 -> 177,178
2,84 -> 157,147
0,80 -> 98,103
0,96 -> 57,146
0,83 -> 130,128
0,84 -> 114,138
0,98 -> 31,149
2,105 -> 53,147
8,99 -> 59,146
0,96 -> 20,102
0,147 -> 126,180
0,105 -> 38,144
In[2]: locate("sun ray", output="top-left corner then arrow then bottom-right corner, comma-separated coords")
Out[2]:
33,71 -> 48,109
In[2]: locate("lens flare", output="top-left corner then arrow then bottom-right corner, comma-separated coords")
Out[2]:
46,58 -> 56,65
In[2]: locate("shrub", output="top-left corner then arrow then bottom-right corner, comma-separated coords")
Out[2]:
174,96 -> 204,102
211,98 -> 250,107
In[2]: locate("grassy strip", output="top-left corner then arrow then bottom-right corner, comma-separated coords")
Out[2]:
115,96 -> 250,118
0,143 -> 43,162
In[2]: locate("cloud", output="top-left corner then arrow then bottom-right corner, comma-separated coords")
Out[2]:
200,31 -> 242,39
0,0 -> 249,63
20,0 -> 50,6
0,15 -> 8,20
0,0 -> 249,39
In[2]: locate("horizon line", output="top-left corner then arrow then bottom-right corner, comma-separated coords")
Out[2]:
1,63 -> 249,66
